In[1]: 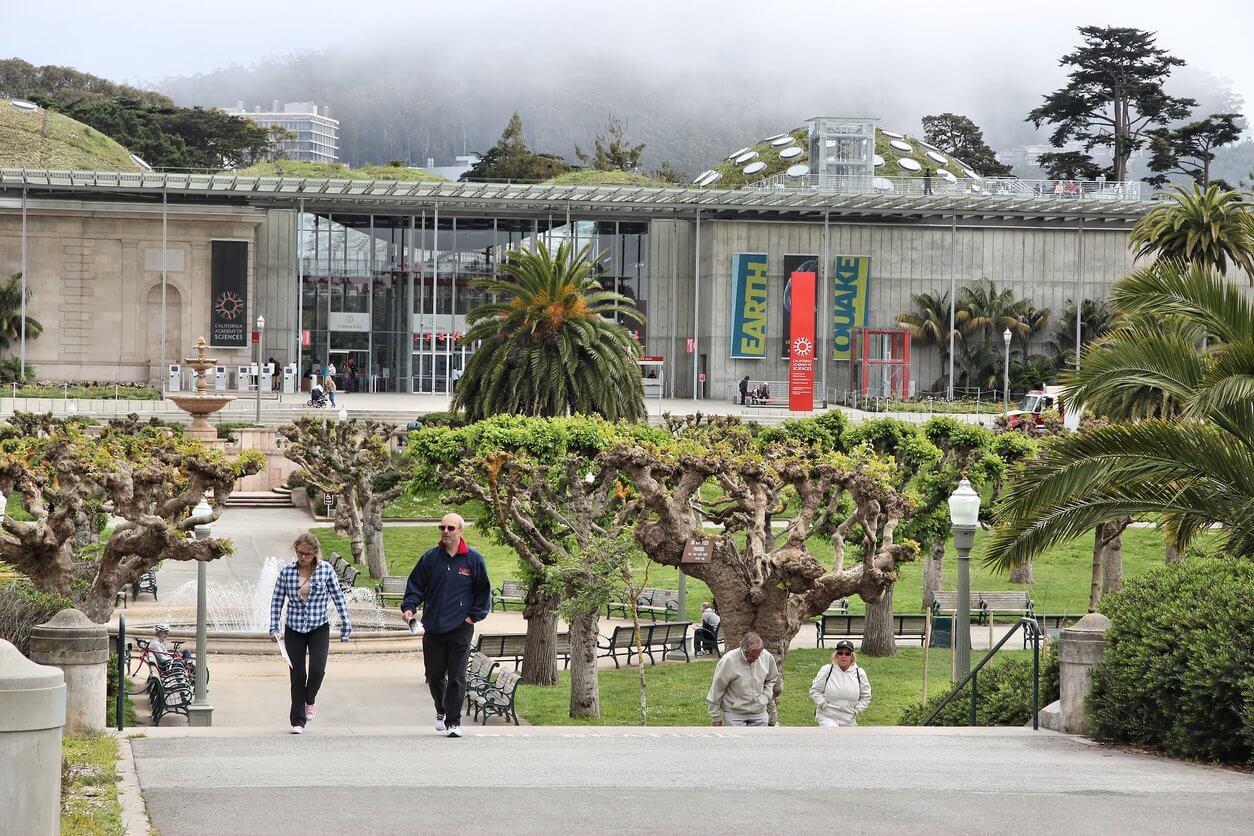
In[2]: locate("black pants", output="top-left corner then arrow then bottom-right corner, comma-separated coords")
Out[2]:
422,621 -> 474,723
694,627 -> 716,654
285,623 -> 329,727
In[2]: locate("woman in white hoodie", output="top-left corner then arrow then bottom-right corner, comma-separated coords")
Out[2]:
809,639 -> 872,727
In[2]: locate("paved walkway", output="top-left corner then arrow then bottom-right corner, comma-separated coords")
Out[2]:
128,726 -> 1253,834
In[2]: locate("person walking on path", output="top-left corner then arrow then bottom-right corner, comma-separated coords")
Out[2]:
268,533 -> 352,734
401,513 -> 491,738
739,375 -> 750,405
707,632 -> 780,727
809,639 -> 872,727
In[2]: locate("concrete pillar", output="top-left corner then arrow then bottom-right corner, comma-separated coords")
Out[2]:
1058,612 -> 1111,735
28,608 -> 110,735
0,638 -> 66,836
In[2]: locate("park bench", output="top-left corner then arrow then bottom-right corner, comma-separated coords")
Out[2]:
476,631 -> 572,671
467,668 -> 521,726
141,650 -> 191,726
377,575 -> 407,607
116,570 -> 160,608
328,552 -> 360,591
463,651 -> 500,717
491,580 -> 527,612
597,621 -> 691,668
932,591 -> 1034,624
815,613 -> 928,647
694,622 -> 722,657
606,588 -> 680,622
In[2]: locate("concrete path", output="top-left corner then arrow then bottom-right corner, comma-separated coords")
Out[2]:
129,726 -> 1253,835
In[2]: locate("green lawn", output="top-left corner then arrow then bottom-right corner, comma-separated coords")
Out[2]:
518,647 -> 961,726
313,522 -> 1178,620
384,488 -> 486,520
61,734 -> 122,835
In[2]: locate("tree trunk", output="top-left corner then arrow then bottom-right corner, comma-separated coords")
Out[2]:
363,501 -> 387,580
861,584 -> 897,656
1009,559 -> 1034,585
1102,524 -> 1124,594
520,581 -> 559,686
567,606 -> 601,719
1088,523 -> 1106,612
922,540 -> 944,613
345,499 -> 366,567
1165,543 -> 1182,563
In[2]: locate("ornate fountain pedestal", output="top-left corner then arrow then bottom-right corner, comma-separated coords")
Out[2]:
166,338 -> 236,441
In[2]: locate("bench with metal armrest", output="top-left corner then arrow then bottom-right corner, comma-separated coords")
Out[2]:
815,613 -> 928,646
475,631 -> 572,672
606,588 -> 680,622
597,621 -> 691,668
491,580 -> 527,612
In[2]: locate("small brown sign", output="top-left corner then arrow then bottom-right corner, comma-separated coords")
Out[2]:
681,537 -> 713,564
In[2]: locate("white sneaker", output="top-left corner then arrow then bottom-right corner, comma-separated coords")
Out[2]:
447,726 -> 463,738
291,725 -> 303,734
434,714 -> 446,732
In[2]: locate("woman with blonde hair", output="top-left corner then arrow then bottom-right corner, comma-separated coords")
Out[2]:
268,532 -> 352,734
809,639 -> 871,727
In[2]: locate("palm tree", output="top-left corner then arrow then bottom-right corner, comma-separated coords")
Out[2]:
452,241 -> 646,422
1130,184 -> 1254,282
984,261 -> 1254,571
0,273 -> 42,357
1044,298 -> 1120,372
897,290 -> 957,390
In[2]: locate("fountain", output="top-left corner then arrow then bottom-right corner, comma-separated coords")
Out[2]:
166,337 -> 236,442
156,557 -> 420,654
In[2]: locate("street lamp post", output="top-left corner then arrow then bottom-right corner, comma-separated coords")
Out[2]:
188,497 -> 214,727
1002,328 -> 1012,413
255,315 -> 266,425
948,477 -> 981,677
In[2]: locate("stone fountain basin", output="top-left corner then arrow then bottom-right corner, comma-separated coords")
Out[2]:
166,394 -> 237,414
128,625 -> 422,655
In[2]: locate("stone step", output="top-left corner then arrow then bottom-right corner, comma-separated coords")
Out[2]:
225,492 -> 293,508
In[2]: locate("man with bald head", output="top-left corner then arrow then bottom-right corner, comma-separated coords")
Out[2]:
706,631 -> 780,727
402,512 -> 491,737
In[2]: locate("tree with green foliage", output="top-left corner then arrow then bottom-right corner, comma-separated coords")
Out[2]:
1028,26 -> 1196,182
0,273 -> 42,363
0,415 -> 263,621
461,112 -> 571,182
920,113 -> 1012,177
452,240 -> 646,423
650,161 -> 687,185
985,262 -> 1254,571
1044,298 -> 1121,373
575,116 -> 645,172
1146,113 -> 1244,187
1130,184 -> 1254,281
1036,151 -> 1104,182
897,290 -> 958,391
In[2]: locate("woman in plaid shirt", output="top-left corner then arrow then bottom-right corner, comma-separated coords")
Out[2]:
269,532 -> 352,733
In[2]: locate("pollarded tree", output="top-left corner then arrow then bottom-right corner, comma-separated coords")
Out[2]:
280,417 -> 406,579
0,415 -> 263,622
453,240 -> 646,423
606,414 -> 919,661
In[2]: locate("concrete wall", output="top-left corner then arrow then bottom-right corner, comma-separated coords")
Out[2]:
0,199 -> 265,382
650,218 -> 1138,399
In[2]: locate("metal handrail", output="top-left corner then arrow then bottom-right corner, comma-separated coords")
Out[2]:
748,173 -> 1144,201
922,615 -> 1042,729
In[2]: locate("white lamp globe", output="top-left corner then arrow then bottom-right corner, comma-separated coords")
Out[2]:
948,477 -> 981,527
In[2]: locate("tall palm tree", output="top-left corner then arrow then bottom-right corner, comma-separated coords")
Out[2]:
984,261 -> 1254,569
452,241 -> 646,422
1044,297 -> 1120,372
897,290 -> 957,390
958,278 -> 1031,343
1130,184 -> 1254,282
0,273 -> 43,356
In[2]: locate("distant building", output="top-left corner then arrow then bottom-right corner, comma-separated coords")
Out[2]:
416,155 -> 480,181
226,100 -> 340,164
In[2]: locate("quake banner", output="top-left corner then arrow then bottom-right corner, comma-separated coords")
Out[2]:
210,240 -> 249,348
781,253 -> 819,358
831,255 -> 871,360
729,252 -> 769,358
788,270 -> 816,412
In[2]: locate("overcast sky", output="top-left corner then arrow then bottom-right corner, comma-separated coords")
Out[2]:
6,0 -> 1253,121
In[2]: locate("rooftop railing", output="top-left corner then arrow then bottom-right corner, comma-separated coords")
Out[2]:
748,173 -> 1146,201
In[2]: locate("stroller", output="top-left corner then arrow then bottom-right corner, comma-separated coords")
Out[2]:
307,385 -> 328,408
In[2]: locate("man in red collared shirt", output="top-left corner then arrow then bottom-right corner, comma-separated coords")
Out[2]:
401,513 -> 491,737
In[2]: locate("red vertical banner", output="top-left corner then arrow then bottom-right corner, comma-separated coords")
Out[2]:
788,270 -> 816,411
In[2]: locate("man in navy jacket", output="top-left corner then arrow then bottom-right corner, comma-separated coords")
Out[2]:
402,513 -> 491,737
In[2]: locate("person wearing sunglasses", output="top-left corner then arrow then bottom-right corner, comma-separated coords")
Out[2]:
401,513 -> 491,738
809,639 -> 872,727
268,532 -> 352,734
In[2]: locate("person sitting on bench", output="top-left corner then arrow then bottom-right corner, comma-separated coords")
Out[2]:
695,602 -> 720,655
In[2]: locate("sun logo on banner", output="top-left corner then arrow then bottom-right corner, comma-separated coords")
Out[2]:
791,336 -> 813,358
214,291 -> 244,320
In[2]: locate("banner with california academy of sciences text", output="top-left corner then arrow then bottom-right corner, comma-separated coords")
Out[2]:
210,240 -> 249,348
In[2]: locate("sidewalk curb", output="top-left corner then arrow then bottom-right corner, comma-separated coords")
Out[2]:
114,735 -> 154,836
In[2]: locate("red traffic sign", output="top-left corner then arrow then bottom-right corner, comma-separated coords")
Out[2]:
251,331 -> 260,344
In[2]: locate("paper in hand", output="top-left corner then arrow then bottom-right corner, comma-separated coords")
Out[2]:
277,638 -> 292,668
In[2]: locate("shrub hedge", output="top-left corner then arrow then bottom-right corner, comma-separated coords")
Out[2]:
0,582 -> 73,655
1089,557 -> 1254,763
899,647 -> 1059,726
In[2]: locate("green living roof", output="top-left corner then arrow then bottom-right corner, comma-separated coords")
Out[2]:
0,100 -> 143,172
541,170 -> 679,188
232,160 -> 446,182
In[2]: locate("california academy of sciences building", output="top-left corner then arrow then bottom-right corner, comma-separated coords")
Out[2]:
0,115 -> 1153,400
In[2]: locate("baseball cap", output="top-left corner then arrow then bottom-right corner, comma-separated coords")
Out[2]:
834,640 -> 855,652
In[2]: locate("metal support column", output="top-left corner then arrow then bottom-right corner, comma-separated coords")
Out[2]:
1075,217 -> 1085,371
820,210 -> 830,403
19,187 -> 27,379
947,212 -> 957,400
433,203 -> 440,397
161,188 -> 168,389
692,209 -> 701,401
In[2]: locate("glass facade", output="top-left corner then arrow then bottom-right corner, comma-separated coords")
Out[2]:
298,213 -> 649,393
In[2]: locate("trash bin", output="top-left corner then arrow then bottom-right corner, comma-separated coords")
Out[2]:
930,614 -> 952,648
0,639 -> 66,835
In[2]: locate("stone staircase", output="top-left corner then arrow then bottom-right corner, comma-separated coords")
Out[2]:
225,484 -> 294,509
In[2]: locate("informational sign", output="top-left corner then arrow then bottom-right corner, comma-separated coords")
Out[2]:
210,240 -> 248,347
788,270 -> 816,412
729,252 -> 769,358
781,254 -> 819,358
329,312 -> 371,332
832,256 -> 872,360
681,537 -> 714,564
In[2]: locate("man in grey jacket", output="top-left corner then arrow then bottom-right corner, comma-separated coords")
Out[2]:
707,632 -> 780,726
